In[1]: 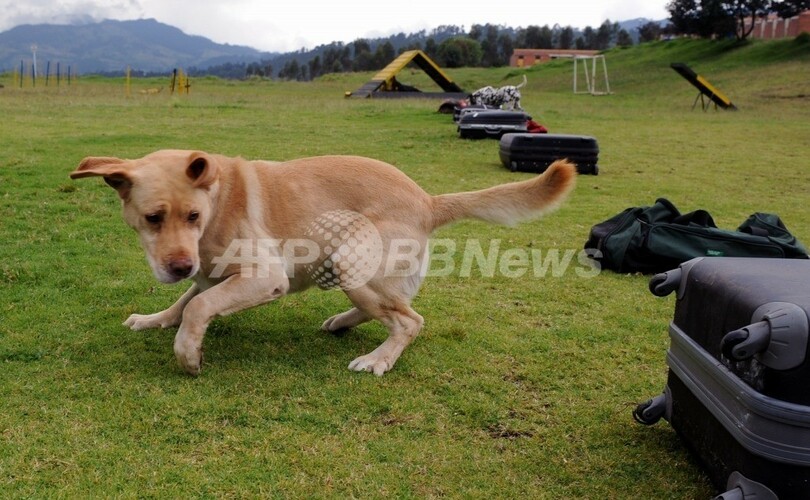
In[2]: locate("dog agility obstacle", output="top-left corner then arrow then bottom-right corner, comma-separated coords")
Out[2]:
348,50 -> 465,99
671,63 -> 737,111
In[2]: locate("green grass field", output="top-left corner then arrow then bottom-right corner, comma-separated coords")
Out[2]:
1,37 -> 809,497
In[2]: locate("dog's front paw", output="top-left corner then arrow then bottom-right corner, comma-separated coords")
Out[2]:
348,354 -> 391,377
174,337 -> 203,376
124,313 -> 174,331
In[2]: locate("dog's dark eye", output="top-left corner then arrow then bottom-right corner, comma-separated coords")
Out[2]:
188,211 -> 199,222
145,213 -> 163,225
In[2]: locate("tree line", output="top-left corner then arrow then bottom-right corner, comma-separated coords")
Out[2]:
193,1 -> 808,80
196,21 -> 648,81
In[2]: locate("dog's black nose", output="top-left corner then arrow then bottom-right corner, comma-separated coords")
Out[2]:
168,258 -> 193,279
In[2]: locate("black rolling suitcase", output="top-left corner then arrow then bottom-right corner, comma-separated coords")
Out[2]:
635,257 -> 810,499
457,110 -> 529,139
499,133 -> 599,175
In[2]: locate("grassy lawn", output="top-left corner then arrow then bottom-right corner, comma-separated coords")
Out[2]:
1,37 -> 809,497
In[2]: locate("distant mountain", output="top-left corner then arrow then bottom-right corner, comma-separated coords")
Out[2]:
0,18 -> 274,73
619,17 -> 662,32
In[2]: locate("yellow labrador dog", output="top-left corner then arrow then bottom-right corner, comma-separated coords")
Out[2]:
71,150 -> 575,376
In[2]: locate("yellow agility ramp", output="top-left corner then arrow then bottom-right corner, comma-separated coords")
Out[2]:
671,63 -> 737,111
350,50 -> 465,98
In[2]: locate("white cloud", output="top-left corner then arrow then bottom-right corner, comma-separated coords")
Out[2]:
1,0 -> 142,28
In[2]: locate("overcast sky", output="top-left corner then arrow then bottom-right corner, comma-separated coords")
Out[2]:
1,0 -> 670,53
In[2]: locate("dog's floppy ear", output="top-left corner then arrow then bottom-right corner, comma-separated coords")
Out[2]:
186,152 -> 219,189
70,156 -> 133,200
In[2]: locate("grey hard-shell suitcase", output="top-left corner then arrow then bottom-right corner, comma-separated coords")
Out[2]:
498,133 -> 599,175
635,257 -> 810,499
457,110 -> 530,139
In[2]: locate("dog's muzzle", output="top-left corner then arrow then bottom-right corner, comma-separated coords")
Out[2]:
167,257 -> 195,280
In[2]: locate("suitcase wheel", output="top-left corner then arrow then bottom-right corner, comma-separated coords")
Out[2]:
719,302 -> 809,370
720,322 -> 770,362
632,393 -> 668,426
715,472 -> 778,500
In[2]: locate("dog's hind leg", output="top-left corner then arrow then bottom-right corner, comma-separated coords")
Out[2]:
321,307 -> 371,334
346,286 -> 425,376
344,263 -> 427,376
124,283 -> 200,330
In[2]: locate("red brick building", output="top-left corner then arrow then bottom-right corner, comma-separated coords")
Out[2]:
509,49 -> 600,67
745,10 -> 810,39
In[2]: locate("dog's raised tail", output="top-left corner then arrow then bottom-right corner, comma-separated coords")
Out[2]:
430,159 -> 576,230
517,74 -> 528,89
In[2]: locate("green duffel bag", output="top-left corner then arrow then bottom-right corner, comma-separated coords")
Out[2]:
584,198 -> 809,274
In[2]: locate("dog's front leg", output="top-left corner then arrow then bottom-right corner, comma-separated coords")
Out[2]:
173,274 -> 289,375
124,283 -> 200,330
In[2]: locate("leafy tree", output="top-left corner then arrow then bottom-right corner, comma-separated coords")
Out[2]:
724,0 -> 769,40
497,32 -> 514,66
308,56 -> 321,79
594,20 -> 618,49
558,26 -> 575,49
667,0 -> 713,37
246,60 -> 272,78
351,39 -> 374,71
581,26 -> 596,48
373,41 -> 396,68
398,41 -> 422,54
638,21 -> 663,42
772,0 -> 810,16
468,24 -> 485,41
436,37 -> 482,67
700,0 -> 736,37
278,59 -> 300,80
431,25 -> 464,38
617,29 -> 634,47
352,51 -> 374,72
424,38 -> 438,59
480,25 -> 502,66
339,46 -> 353,72
518,25 -> 554,48
352,39 -> 371,60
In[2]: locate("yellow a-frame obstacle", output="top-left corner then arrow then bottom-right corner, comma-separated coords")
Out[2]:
349,50 -> 466,98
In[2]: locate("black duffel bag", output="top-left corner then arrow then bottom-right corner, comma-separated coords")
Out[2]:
584,198 -> 809,274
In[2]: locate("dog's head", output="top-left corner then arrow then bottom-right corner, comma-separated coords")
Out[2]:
70,150 -> 220,284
